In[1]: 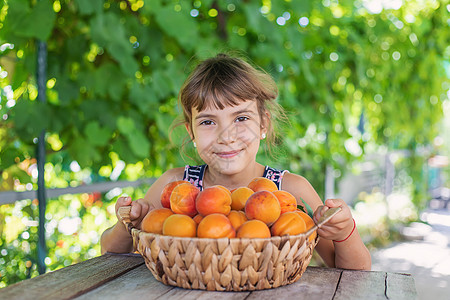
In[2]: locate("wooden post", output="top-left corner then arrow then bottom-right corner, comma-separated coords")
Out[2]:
36,40 -> 47,275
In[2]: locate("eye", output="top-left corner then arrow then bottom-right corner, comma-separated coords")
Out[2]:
236,116 -> 249,122
199,120 -> 214,126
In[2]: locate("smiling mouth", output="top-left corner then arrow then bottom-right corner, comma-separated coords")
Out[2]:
214,150 -> 242,159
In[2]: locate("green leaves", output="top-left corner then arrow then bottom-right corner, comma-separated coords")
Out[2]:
153,4 -> 198,51
70,136 -> 101,167
0,0 -> 447,202
12,100 -> 49,140
90,13 -> 138,77
75,0 -> 103,16
3,0 -> 56,41
117,117 -> 150,159
84,122 -> 111,147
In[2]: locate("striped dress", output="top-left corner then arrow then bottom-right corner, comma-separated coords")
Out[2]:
182,165 -> 288,191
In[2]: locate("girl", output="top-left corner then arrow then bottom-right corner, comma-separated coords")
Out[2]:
101,53 -> 371,270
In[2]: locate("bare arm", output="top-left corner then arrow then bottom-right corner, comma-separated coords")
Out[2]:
100,167 -> 185,254
100,197 -> 149,254
314,199 -> 371,270
281,173 -> 371,270
142,167 -> 185,208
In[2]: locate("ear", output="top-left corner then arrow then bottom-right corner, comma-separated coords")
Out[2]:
260,111 -> 271,134
185,122 -> 194,140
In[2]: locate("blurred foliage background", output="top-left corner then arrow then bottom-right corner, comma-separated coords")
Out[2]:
0,0 -> 449,287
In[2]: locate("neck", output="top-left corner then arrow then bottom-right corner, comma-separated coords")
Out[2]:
203,162 -> 265,190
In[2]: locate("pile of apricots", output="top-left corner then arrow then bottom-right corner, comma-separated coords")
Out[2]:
141,177 -> 316,240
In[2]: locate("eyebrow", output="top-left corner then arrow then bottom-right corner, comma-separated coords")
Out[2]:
195,109 -> 256,120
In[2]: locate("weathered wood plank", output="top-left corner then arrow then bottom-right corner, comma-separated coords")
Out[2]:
386,272 -> 418,300
77,264 -> 249,300
334,269 -> 388,299
75,264 -> 174,299
161,287 -> 250,300
0,253 -> 145,300
246,266 -> 341,300
0,253 -> 418,300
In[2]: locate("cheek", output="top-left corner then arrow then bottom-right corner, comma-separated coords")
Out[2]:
236,124 -> 260,143
194,128 -> 216,149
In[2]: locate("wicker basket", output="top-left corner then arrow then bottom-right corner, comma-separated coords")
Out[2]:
118,206 -> 340,291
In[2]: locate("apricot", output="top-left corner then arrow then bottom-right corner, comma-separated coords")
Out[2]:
170,182 -> 200,217
230,187 -> 254,211
236,220 -> 271,238
193,214 -> 204,224
160,180 -> 186,208
245,191 -> 281,225
271,212 -> 306,236
273,190 -> 297,214
141,208 -> 174,234
213,185 -> 231,195
196,186 -> 232,216
296,210 -> 317,242
197,213 -> 236,238
247,177 -> 278,192
162,214 -> 197,237
227,210 -> 248,230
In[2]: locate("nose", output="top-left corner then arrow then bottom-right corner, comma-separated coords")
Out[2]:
217,123 -> 237,144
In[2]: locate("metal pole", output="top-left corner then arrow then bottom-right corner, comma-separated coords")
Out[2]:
325,163 -> 335,199
36,40 -> 47,275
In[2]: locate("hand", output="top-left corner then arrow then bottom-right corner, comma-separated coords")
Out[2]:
115,196 -> 151,229
313,199 -> 354,242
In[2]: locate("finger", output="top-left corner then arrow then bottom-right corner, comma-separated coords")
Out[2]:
136,200 -> 150,219
313,205 -> 328,223
324,198 -> 343,208
316,227 -> 334,240
130,201 -> 142,220
142,202 -> 150,216
130,199 -> 151,220
116,196 -> 132,208
317,217 -> 354,241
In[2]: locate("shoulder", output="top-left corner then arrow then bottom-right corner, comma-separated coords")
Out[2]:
282,172 -> 313,191
281,172 -> 324,210
143,167 -> 185,207
157,167 -> 186,185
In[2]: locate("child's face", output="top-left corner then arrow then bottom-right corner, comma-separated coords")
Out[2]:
188,100 -> 266,176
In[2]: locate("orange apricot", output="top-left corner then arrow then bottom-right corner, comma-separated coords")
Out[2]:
230,187 -> 254,211
141,208 -> 174,234
227,210 -> 248,230
295,210 -> 317,242
193,214 -> 204,224
213,185 -> 231,195
196,186 -> 232,216
236,220 -> 271,238
197,213 -> 236,238
271,212 -> 307,236
162,214 -> 197,237
245,191 -> 281,225
160,180 -> 186,208
247,177 -> 278,192
170,182 -> 200,217
273,190 -> 297,214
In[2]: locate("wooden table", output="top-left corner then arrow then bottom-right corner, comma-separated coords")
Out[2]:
0,253 -> 417,300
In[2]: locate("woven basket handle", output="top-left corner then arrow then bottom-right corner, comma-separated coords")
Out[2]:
118,206 -> 135,235
305,206 -> 342,237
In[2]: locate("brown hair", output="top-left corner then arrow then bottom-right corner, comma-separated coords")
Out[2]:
172,53 -> 288,159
